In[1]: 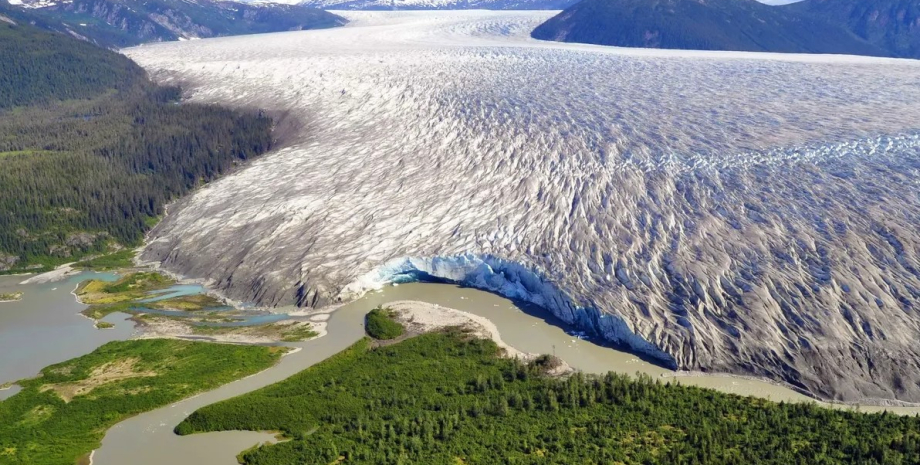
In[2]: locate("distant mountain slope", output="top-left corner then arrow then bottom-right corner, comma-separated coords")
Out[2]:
0,3 -> 275,271
6,0 -> 345,48
785,0 -> 920,59
531,0 -> 886,57
0,2 -> 147,107
295,0 -> 577,11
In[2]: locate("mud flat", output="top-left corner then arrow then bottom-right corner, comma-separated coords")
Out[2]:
18,263 -> 80,285
0,291 -> 23,302
136,316 -> 321,344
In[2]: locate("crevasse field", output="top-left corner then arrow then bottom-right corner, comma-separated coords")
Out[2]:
127,11 -> 920,404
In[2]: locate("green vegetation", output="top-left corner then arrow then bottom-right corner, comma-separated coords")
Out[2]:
4,0 -> 345,49
95,272 -> 172,295
280,325 -> 320,343
177,330 -> 920,465
78,272 -> 173,302
531,0 -> 886,57
0,292 -> 23,302
76,272 -> 236,322
148,294 -> 225,312
365,307 -> 405,340
75,273 -> 315,341
0,16 -> 274,271
787,0 -> 920,59
77,272 -> 173,319
0,92 -> 272,269
0,339 -> 285,465
189,321 -> 318,342
81,302 -> 141,321
0,10 -> 146,109
74,250 -> 137,270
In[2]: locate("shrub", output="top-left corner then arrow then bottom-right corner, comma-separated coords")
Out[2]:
365,307 -> 405,340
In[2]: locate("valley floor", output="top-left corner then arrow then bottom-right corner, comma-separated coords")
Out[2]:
174,310 -> 920,465
4,273 -> 920,465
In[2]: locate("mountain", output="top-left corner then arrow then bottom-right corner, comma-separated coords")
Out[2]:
0,3 -> 275,271
293,0 -> 576,10
785,0 -> 920,59
0,1 -> 147,108
531,0 -> 887,57
5,0 -> 345,48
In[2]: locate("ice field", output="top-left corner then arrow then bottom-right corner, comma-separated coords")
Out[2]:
127,11 -> 920,403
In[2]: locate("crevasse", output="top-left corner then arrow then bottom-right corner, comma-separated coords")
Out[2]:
341,254 -> 677,367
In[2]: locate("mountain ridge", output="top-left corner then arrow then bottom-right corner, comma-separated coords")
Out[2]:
787,0 -> 920,59
4,0 -> 346,48
531,0 -> 910,58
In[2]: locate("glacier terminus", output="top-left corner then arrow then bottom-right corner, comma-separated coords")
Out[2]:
127,11 -> 920,405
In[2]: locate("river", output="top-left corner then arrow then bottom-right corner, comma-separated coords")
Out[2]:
0,272 -> 133,400
91,282 -> 920,465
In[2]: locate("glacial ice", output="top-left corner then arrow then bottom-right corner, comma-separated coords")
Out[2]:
127,11 -> 920,403
342,254 -> 675,364
290,0 -> 575,9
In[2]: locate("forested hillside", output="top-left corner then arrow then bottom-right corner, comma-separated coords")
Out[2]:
531,0 -> 887,56
4,0 -> 346,49
0,13 -> 274,272
177,331 -> 920,464
0,3 -> 146,108
786,0 -> 920,59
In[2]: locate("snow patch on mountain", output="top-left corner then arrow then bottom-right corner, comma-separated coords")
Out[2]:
15,0 -> 70,8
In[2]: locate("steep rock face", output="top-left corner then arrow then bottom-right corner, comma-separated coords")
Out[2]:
0,253 -> 18,272
530,0 -> 883,55
9,0 -> 346,47
786,0 -> 920,59
129,12 -> 920,404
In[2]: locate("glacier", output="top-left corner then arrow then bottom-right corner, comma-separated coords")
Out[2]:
291,0 -> 577,10
341,254 -> 675,364
127,11 -> 920,404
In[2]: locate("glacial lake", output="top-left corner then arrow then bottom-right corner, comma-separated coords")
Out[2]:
92,282 -> 920,465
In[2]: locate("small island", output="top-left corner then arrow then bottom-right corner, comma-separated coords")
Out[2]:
0,291 -> 23,303
76,272 -> 321,343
